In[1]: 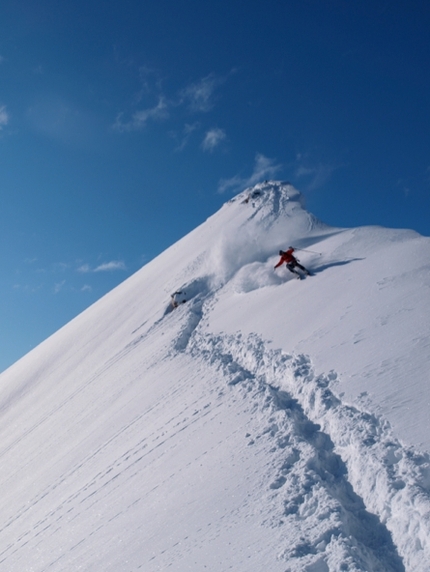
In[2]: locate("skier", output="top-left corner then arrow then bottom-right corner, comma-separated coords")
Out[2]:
171,291 -> 186,308
274,247 -> 311,279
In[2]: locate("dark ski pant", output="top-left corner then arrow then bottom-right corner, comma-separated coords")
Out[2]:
286,262 -> 309,276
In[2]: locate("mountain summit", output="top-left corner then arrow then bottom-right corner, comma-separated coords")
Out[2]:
1,181 -> 430,571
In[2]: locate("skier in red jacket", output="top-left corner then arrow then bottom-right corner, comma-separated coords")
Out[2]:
274,247 -> 311,278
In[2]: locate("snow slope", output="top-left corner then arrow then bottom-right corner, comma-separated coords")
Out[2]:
0,181 -> 429,571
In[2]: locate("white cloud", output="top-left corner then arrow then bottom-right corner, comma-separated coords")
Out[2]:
0,105 -> 9,130
113,97 -> 168,132
94,261 -> 126,272
218,153 -> 282,194
202,128 -> 226,152
113,71 -> 230,140
180,74 -> 224,112
77,261 -> 126,273
81,284 -> 92,292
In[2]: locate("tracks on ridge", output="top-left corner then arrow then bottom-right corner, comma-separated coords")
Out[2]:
123,283 -> 430,571
182,327 -> 430,572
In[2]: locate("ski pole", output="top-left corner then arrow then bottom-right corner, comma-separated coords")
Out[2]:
290,246 -> 322,255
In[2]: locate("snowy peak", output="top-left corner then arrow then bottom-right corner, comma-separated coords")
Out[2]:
230,179 -> 305,209
178,181 -> 332,291
222,180 -> 323,233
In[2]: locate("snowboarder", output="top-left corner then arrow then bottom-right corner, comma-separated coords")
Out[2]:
274,247 -> 311,279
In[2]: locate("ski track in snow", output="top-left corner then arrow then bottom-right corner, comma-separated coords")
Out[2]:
0,356 -> 226,570
167,291 -> 430,571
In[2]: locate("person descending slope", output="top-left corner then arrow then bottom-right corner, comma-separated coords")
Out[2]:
274,247 -> 311,279
171,291 -> 187,308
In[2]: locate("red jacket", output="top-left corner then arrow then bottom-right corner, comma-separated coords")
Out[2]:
274,248 -> 296,268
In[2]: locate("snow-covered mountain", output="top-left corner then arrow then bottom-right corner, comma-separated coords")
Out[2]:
1,181 -> 430,571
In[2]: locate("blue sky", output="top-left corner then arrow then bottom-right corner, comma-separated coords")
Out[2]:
1,0 -> 429,371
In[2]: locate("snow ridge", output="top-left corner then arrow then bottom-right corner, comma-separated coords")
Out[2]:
179,314 -> 430,571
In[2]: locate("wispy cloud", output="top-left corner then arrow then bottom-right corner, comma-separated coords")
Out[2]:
218,153 -> 282,194
180,73 -> 224,113
53,280 -> 66,294
113,70 -> 229,142
202,128 -> 226,152
137,65 -> 164,98
77,260 -> 126,273
113,97 -> 168,132
294,153 -> 339,191
94,261 -> 126,272
173,122 -> 200,151
0,105 -> 9,130
295,163 -> 335,191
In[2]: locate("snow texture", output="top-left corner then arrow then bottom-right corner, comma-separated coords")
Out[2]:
0,181 -> 429,571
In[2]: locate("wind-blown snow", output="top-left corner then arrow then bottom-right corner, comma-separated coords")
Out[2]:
0,181 -> 429,571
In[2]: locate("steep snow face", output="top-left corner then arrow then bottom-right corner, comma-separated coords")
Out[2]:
208,221 -> 430,452
0,181 -> 430,572
206,182 -> 329,283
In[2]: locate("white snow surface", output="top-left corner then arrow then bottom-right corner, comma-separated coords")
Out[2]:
1,181 -> 430,571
